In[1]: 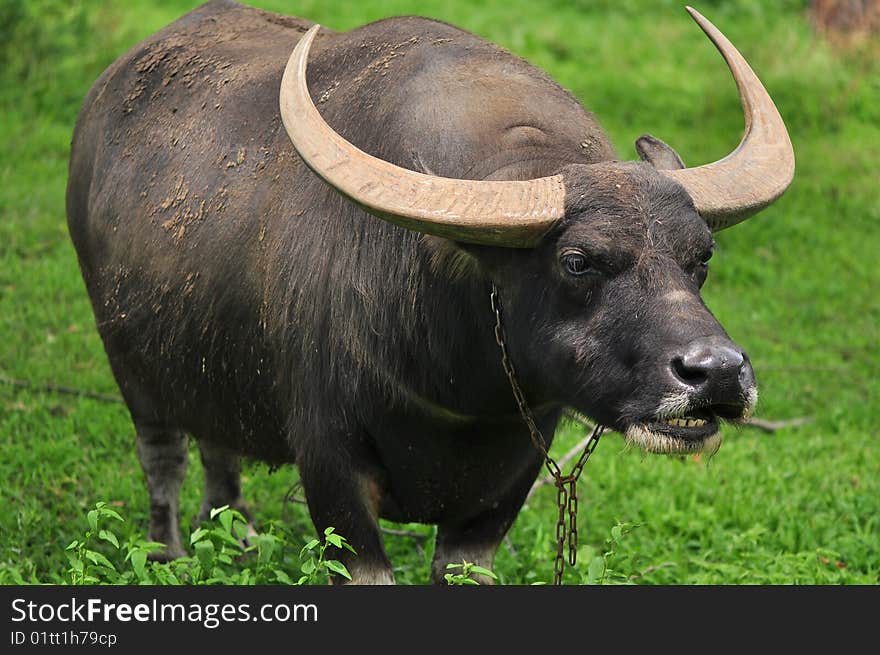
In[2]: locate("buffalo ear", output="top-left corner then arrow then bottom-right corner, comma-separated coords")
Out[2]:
635,134 -> 686,170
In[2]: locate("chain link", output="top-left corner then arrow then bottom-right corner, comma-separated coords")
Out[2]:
490,284 -> 604,585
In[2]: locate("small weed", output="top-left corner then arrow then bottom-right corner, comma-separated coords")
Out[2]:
577,521 -> 641,585
444,560 -> 499,585
298,527 -> 357,584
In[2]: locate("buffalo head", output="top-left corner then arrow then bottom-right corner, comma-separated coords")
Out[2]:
278,8 -> 794,455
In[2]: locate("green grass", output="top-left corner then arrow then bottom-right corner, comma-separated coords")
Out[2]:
1,0 -> 878,585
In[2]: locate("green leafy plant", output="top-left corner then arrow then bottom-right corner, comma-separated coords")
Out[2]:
64,501 -> 127,584
577,521 -> 641,585
58,502 -> 357,585
298,527 -> 357,584
443,560 -> 499,585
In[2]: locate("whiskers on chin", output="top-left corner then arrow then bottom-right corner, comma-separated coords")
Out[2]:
624,424 -> 723,456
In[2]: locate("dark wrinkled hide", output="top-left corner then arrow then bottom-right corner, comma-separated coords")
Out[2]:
67,0 -> 749,582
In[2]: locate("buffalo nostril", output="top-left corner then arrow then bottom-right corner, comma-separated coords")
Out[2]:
739,357 -> 756,390
672,356 -> 709,386
671,337 -> 748,394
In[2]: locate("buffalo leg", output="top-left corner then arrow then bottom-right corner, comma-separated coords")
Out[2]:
431,452 -> 545,585
195,439 -> 251,524
299,462 -> 394,585
135,422 -> 189,561
431,518 -> 509,585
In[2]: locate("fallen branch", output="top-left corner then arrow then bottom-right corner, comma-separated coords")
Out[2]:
0,375 -> 123,404
743,416 -> 813,432
629,561 -> 676,581
526,430 -> 596,502
525,414 -> 812,501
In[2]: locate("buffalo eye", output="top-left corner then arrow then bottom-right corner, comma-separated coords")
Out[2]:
692,246 -> 713,286
699,248 -> 714,267
560,250 -> 595,277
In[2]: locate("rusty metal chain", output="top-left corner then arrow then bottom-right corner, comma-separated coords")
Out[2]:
490,284 -> 604,585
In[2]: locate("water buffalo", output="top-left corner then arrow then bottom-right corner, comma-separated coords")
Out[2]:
66,0 -> 793,583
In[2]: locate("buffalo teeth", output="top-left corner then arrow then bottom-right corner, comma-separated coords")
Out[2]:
662,417 -> 707,427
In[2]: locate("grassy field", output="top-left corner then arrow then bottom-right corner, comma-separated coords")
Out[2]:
1,0 -> 877,585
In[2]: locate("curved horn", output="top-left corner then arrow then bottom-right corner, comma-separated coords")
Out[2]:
663,7 -> 795,231
279,25 -> 565,247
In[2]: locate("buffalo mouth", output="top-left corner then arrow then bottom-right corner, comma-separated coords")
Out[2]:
624,402 -> 751,455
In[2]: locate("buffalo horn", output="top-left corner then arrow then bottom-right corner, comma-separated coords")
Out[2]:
279,25 -> 566,247
662,7 -> 795,230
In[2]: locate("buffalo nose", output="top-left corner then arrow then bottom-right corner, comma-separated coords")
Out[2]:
670,336 -> 753,397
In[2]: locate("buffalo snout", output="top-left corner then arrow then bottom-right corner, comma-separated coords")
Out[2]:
669,335 -> 756,407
